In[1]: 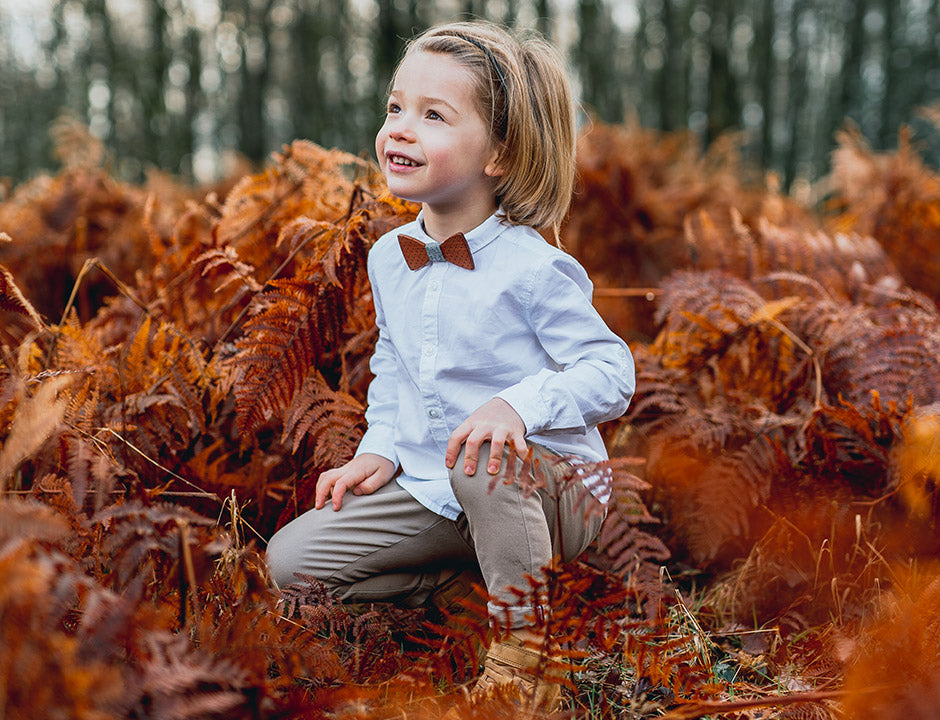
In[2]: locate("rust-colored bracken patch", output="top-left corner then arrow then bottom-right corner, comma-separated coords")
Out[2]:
0,120 -> 938,719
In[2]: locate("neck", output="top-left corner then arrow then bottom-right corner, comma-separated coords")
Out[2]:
421,198 -> 498,241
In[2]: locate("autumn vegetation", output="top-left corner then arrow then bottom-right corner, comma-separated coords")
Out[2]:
1,114 -> 938,719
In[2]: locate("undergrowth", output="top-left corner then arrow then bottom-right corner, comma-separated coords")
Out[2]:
0,116 -> 938,718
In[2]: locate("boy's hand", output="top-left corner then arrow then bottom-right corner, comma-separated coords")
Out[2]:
446,397 -> 527,476
315,453 -> 396,511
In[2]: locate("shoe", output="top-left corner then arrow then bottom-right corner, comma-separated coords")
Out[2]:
471,631 -> 564,713
425,567 -> 491,666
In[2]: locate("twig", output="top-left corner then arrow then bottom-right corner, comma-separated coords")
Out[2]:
593,287 -> 661,299
212,224 -> 330,348
6,489 -> 217,499
766,317 -> 823,408
97,427 -> 222,503
58,258 -> 149,330
657,687 -> 862,719
178,519 -> 202,627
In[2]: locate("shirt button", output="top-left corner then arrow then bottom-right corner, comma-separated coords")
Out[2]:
423,345 -> 434,356
429,280 -> 440,291
428,408 -> 441,419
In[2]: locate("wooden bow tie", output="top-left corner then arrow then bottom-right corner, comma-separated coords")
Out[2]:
398,233 -> 475,271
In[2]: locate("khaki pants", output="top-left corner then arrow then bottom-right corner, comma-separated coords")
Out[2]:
265,443 -> 604,627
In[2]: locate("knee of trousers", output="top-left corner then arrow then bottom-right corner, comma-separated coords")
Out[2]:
449,441 -> 513,511
264,527 -> 300,590
264,522 -> 333,591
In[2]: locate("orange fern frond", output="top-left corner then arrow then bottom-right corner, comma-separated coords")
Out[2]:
231,275 -> 338,435
0,374 -> 72,490
683,209 -> 900,300
841,565 -> 940,720
587,459 -> 670,593
828,125 -> 940,302
195,246 -> 263,295
228,193 -> 406,436
0,261 -> 45,333
805,392 -> 910,495
814,304 -> 940,408
282,370 -> 364,458
92,500 -> 225,599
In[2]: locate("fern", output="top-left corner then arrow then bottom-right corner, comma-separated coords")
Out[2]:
829,125 -> 940,303
230,193 -> 411,437
0,374 -> 71,490
232,274 -> 341,435
841,569 -> 940,720
0,262 -> 45,348
683,209 -> 900,301
3,122 -> 940,719
282,369 -> 364,458
805,393 -> 910,495
91,501 -> 223,598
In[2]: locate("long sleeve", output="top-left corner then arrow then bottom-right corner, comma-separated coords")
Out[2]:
353,261 -> 400,468
495,253 -> 635,436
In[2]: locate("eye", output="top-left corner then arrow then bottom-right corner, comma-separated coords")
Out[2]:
386,102 -> 401,115
426,109 -> 443,121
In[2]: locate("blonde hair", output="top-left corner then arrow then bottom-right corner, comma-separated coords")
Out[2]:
400,21 -> 576,235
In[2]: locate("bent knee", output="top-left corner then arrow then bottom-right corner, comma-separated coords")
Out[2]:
265,519 -> 334,590
449,441 -> 505,500
265,526 -> 303,590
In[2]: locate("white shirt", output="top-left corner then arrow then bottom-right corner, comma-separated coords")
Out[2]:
355,210 -> 635,520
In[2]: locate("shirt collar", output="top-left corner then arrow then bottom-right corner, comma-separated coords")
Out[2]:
414,209 -> 510,255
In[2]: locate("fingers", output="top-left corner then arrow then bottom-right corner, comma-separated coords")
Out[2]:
315,467 -> 359,511
448,425 -> 528,475
484,429 -> 508,475
352,470 -> 391,496
459,427 -> 527,476
509,429 -> 528,457
315,462 -> 367,511
461,430 -> 484,476
316,455 -> 396,511
314,468 -> 342,510
445,423 -> 471,469
328,475 -> 359,511
483,428 -> 527,474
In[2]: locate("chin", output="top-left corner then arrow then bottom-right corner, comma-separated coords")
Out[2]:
385,185 -> 422,203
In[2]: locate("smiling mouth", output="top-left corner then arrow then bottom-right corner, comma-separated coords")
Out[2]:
388,154 -> 422,167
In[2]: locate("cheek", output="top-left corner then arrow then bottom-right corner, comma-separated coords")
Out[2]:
374,131 -> 385,167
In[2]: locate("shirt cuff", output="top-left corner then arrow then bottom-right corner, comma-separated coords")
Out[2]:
495,375 -> 551,436
355,427 -> 399,468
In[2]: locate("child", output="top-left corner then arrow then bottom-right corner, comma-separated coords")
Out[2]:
266,20 -> 635,709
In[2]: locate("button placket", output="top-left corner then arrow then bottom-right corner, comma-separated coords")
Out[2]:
418,264 -> 446,436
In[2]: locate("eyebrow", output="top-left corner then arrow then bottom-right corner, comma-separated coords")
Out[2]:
388,90 -> 460,116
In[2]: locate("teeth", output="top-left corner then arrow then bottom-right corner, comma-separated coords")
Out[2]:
390,155 -> 419,167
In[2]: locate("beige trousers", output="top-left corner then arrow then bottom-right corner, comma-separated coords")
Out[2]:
265,443 -> 604,627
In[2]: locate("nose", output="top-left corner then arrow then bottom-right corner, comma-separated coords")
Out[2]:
389,123 -> 415,142
385,110 -> 417,142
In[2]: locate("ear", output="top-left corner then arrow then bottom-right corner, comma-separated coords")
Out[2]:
484,145 -> 505,178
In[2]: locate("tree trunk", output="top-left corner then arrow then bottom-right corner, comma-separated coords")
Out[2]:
783,0 -> 808,189
705,0 -> 740,145
878,0 -> 897,149
755,0 -> 776,170
832,0 -> 866,139
145,0 -> 170,168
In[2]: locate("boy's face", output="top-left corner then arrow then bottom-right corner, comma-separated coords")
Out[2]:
375,50 -> 502,222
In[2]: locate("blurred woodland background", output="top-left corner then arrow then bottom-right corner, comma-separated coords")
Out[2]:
1,0 -> 939,195
2,1 -> 940,719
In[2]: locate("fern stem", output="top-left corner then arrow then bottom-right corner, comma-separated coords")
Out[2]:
212,225 -> 329,349
179,519 -> 202,628
97,427 -> 222,503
